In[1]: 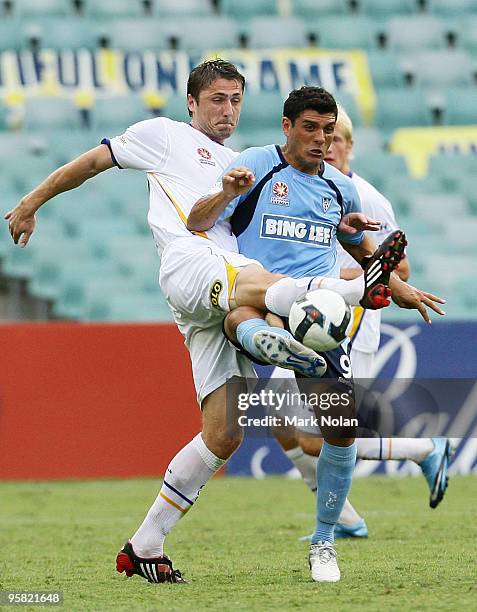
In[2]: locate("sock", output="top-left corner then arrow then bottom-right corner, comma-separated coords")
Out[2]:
312,441 -> 357,544
357,437 -> 435,464
284,447 -> 362,527
312,276 -> 365,306
236,318 -> 293,360
130,433 -> 226,557
339,498 -> 363,527
264,275 -> 365,318
285,447 -> 318,492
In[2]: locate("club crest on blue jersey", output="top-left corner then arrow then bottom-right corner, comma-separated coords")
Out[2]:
260,214 -> 333,247
271,181 -> 290,206
321,196 -> 333,212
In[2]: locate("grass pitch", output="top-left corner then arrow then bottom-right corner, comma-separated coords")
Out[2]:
1,475 -> 476,611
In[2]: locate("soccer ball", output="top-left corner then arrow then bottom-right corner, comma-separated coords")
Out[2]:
289,289 -> 353,352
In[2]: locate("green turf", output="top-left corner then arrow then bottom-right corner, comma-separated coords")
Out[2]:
0,475 -> 475,611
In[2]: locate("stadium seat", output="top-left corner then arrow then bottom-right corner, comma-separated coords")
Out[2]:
443,87 -> 477,125
427,153 -> 471,191
5,153 -> 57,193
175,17 -> 239,52
385,16 -> 447,50
366,50 -> 407,87
238,91 -> 284,133
50,129 -> 102,166
380,175 -> 444,216
83,0 -> 146,19
162,94 -> 189,122
16,0 -> 70,18
352,152 -> 409,192
351,127 -> 384,157
23,97 -> 82,132
109,19 -> 177,52
0,20 -> 22,51
307,16 -> 379,49
246,17 -> 307,48
409,50 -> 474,87
105,293 -> 172,322
290,0 -> 348,18
428,0 -> 477,17
89,96 -> 151,132
237,127 -> 284,148
408,193 -> 470,223
31,18 -> 98,50
334,92 -> 364,127
358,0 -> 419,18
458,16 -> 477,51
75,218 -> 140,252
218,0 -> 278,18
374,87 -> 433,131
444,218 -> 477,253
52,267 -> 134,319
155,0 -> 213,17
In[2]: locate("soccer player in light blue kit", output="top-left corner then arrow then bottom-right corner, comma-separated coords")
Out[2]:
189,86 -> 412,582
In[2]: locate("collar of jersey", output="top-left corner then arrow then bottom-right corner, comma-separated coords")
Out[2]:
276,145 -> 325,179
188,122 -> 224,146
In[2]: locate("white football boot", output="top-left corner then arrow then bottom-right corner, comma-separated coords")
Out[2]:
252,329 -> 327,378
309,541 -> 340,582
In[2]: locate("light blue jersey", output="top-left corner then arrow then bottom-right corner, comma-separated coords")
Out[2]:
219,145 -> 364,278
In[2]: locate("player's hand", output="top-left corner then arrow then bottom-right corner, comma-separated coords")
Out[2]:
390,274 -> 446,324
338,213 -> 381,235
222,166 -> 255,198
4,199 -> 36,247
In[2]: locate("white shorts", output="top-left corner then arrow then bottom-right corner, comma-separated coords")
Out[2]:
159,235 -> 261,404
350,348 -> 376,380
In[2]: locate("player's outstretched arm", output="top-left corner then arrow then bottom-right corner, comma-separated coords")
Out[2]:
5,144 -> 115,247
389,273 -> 446,324
187,166 -> 255,232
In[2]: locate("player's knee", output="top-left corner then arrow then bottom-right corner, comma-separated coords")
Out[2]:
202,428 -> 243,459
224,307 -> 265,343
299,435 -> 324,457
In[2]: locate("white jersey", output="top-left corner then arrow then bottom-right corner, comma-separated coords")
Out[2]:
105,117 -> 239,254
338,172 -> 398,354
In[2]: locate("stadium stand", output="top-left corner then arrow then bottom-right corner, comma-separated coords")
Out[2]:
0,0 -> 476,322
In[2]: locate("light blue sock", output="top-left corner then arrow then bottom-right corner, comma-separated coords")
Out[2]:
236,318 -> 291,361
312,441 -> 357,545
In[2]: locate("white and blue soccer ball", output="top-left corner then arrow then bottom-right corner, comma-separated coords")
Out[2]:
289,289 -> 353,353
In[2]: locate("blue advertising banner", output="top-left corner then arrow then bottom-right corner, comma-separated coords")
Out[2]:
227,321 -> 477,477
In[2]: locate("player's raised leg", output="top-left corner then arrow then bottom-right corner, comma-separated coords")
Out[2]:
356,437 -> 452,508
224,308 -> 327,378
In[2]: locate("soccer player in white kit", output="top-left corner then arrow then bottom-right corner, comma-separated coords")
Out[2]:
293,107 -> 452,539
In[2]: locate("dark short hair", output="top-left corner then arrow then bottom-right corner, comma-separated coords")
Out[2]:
283,86 -> 338,124
186,59 -> 246,117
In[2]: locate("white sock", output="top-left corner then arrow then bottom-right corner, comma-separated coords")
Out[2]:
285,447 -> 318,492
357,437 -> 435,464
264,275 -> 365,317
130,433 -> 226,557
264,276 -> 311,317
339,498 -> 363,527
313,276 -> 365,306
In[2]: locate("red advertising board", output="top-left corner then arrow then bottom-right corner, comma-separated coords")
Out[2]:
0,323 -> 200,479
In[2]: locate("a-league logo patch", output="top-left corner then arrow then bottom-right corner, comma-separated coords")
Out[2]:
210,280 -> 223,308
321,196 -> 332,212
197,148 -> 215,166
271,181 -> 290,206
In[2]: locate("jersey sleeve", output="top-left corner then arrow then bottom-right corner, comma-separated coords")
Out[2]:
337,178 -> 365,245
102,118 -> 169,171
